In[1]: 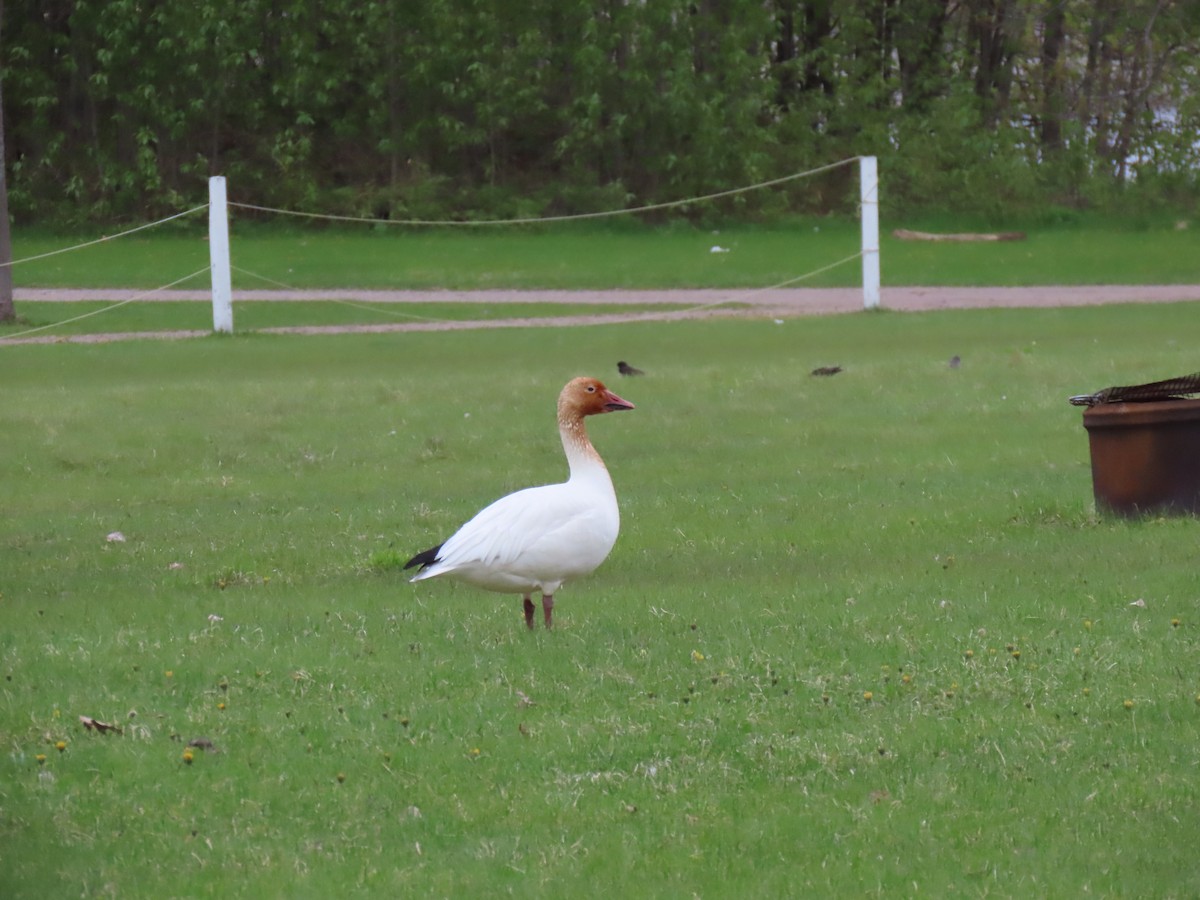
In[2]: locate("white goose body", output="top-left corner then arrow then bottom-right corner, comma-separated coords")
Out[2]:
406,377 -> 634,628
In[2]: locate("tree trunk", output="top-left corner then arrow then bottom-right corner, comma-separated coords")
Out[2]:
1110,1 -> 1170,181
1083,0 -> 1120,164
0,0 -> 14,324
1039,0 -> 1067,155
895,0 -> 951,112
968,0 -> 1020,127
773,3 -> 798,110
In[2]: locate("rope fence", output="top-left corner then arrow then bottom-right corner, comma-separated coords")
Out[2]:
0,205 -> 209,270
0,156 -> 878,342
0,268 -> 211,342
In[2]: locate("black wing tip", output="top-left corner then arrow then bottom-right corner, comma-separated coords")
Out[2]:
403,544 -> 443,571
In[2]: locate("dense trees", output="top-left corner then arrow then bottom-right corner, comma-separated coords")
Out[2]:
3,0 -> 1198,225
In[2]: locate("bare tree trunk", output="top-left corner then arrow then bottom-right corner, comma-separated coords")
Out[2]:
0,0 -> 15,324
801,2 -> 835,97
1110,1 -> 1169,181
387,2 -> 401,211
1039,0 -> 1067,155
895,0 -> 951,112
1084,0 -> 1120,166
773,4 -> 798,110
968,0 -> 1021,127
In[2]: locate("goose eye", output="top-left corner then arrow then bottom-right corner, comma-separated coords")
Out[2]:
586,385 -> 596,392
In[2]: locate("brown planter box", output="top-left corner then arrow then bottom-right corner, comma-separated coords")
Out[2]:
1082,399 -> 1200,516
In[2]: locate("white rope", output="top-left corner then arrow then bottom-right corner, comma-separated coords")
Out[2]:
233,249 -> 863,326
0,267 -> 211,341
227,158 -> 862,227
229,265 -> 292,290
669,250 -> 865,315
231,265 -> 455,323
0,205 -> 209,269
313,298 -> 464,323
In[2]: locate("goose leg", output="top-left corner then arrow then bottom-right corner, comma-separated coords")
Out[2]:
542,594 -> 554,629
523,595 -> 535,630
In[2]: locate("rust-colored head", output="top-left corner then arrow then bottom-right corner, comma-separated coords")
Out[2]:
558,376 -> 635,420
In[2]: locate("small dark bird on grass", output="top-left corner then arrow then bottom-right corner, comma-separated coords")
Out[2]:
948,355 -> 961,369
810,365 -> 842,376
617,361 -> 645,376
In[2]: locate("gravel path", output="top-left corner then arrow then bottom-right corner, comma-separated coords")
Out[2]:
7,284 -> 1200,345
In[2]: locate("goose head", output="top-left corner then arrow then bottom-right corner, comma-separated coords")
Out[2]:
558,377 -> 635,421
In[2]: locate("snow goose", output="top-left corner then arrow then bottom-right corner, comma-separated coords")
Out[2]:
404,376 -> 635,628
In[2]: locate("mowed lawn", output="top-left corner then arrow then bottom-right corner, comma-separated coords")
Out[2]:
2,303 -> 1199,897
7,214 -> 1200,293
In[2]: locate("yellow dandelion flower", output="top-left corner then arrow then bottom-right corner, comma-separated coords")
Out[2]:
36,754 -> 46,765
217,702 -> 226,711
1171,618 -> 1181,628
55,741 -> 67,753
1123,699 -> 1134,710
336,772 -> 346,783
964,649 -> 974,660
182,750 -> 194,764
901,673 -> 912,685
691,650 -> 705,662
862,691 -> 873,702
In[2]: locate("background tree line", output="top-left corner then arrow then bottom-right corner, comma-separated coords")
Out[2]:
4,0 -> 1199,226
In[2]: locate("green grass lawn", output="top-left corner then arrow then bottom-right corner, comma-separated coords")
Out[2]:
3,304 -> 1199,897
9,214 -> 1200,293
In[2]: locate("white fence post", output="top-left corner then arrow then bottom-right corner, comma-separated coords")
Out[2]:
209,176 -> 233,333
859,156 -> 880,310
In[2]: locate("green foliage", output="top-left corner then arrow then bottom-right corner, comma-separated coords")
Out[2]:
2,0 -> 1200,223
3,308 -> 1200,896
